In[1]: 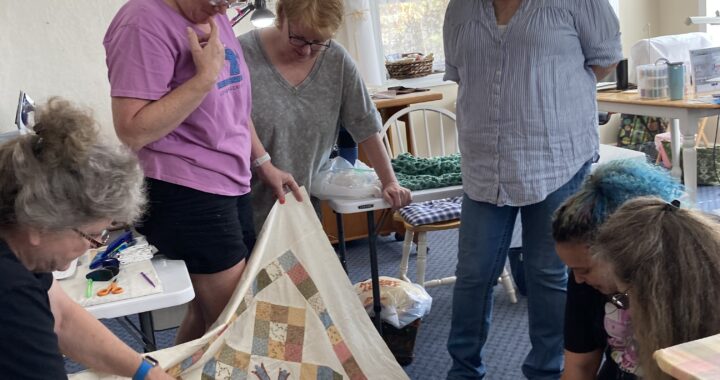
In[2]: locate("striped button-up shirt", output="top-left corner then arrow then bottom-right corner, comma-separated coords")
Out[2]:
443,0 -> 622,206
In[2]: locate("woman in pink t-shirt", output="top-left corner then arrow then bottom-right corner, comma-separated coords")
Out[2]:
104,0 -> 301,343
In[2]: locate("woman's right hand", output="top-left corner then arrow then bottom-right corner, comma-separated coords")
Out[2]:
255,162 -> 303,205
186,17 -> 225,89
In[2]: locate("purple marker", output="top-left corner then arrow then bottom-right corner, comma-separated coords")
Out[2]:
140,271 -> 156,288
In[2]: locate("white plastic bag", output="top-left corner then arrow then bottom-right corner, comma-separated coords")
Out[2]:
311,156 -> 382,199
354,276 -> 433,329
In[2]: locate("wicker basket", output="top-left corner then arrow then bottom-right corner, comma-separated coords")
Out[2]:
385,56 -> 434,79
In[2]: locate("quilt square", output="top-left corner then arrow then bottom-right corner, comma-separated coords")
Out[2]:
234,299 -> 248,317
318,311 -> 333,329
333,341 -> 352,362
269,321 -> 287,342
326,325 -> 343,345
287,263 -> 310,284
268,339 -> 286,360
251,301 -> 307,364
300,363 -> 344,380
342,357 -> 367,380
265,261 -> 285,281
256,301 -> 273,321
254,320 -> 270,338
254,269 -> 272,293
296,277 -> 319,299
277,250 -> 298,272
286,325 -> 304,345
307,293 -> 326,315
285,342 -> 303,362
252,336 -> 269,356
270,304 -> 289,323
287,306 -> 306,326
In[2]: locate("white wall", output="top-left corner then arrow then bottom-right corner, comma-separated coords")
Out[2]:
657,0 -> 702,37
0,1 -> 126,136
0,1 -> 257,136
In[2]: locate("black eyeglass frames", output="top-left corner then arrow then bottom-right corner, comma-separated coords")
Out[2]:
609,288 -> 630,310
288,27 -> 331,51
73,228 -> 110,248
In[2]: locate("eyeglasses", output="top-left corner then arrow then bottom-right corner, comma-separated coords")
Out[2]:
73,228 -> 110,248
609,288 -> 630,310
288,27 -> 331,51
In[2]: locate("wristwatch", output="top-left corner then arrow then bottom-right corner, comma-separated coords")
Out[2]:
133,355 -> 158,380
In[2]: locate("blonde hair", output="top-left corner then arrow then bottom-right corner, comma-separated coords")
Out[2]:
593,197 -> 720,380
276,0 -> 344,40
0,97 -> 145,230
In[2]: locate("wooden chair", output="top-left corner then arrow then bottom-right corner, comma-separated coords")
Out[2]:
382,105 -> 517,303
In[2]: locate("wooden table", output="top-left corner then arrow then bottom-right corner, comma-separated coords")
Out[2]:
597,91 -> 720,205
320,90 -> 444,244
372,91 -> 444,110
655,333 -> 720,379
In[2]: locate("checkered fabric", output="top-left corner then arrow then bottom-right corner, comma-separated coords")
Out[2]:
397,196 -> 463,226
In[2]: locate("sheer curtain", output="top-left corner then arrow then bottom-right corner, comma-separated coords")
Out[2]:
336,0 -> 383,86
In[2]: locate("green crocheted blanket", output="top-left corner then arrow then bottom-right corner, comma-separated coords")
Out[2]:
391,153 -> 462,191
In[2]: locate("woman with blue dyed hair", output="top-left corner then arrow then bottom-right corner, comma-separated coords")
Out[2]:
551,159 -> 683,380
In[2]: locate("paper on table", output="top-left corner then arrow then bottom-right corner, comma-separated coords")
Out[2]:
371,89 -> 397,99
596,81 -> 617,90
58,250 -> 163,307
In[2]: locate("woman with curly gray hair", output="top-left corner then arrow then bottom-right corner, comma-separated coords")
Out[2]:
593,197 -> 720,380
0,98 -> 172,379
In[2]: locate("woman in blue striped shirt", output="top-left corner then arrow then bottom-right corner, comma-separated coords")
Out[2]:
443,1 -> 622,379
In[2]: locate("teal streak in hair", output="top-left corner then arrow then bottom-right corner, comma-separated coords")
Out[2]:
587,159 -> 684,225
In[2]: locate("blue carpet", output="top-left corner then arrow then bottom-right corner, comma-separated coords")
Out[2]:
67,186 -> 719,379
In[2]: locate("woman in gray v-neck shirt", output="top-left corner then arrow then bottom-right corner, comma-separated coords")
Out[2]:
238,0 -> 411,233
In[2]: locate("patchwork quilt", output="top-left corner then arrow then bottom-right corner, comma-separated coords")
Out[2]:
71,188 -> 408,380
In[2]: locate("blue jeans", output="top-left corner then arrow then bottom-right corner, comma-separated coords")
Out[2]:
447,162 -> 590,380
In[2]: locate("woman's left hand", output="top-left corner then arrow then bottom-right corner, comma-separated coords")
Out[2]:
255,163 -> 303,204
382,181 -> 412,209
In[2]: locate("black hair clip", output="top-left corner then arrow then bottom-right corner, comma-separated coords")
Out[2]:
32,134 -> 44,155
664,199 -> 681,211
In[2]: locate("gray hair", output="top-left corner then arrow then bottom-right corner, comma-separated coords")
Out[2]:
0,97 -> 145,230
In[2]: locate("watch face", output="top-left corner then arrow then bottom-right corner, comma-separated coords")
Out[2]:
144,355 -> 159,367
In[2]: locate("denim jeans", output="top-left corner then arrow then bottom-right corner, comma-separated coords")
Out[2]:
447,162 -> 590,380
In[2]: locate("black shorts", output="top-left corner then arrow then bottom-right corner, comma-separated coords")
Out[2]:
137,178 -> 256,274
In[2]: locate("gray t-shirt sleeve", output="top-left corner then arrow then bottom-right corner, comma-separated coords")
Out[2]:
336,46 -> 382,143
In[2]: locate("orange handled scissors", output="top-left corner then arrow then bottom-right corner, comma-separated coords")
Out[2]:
97,279 -> 124,297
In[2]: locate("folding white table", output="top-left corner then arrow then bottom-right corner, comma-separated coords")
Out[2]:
60,255 -> 194,351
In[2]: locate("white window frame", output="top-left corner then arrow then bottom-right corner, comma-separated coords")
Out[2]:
367,0 -> 620,87
368,1 -> 452,88
703,0 -> 717,32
